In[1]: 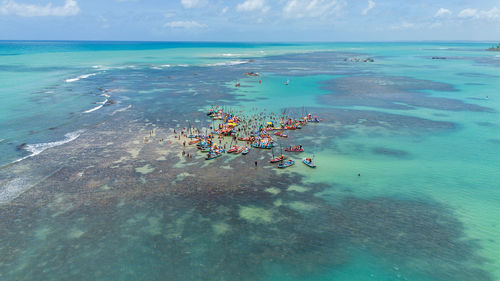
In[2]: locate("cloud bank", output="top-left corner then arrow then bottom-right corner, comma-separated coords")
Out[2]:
0,0 -> 80,17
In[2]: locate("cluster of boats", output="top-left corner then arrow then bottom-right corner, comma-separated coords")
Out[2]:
188,107 -> 321,168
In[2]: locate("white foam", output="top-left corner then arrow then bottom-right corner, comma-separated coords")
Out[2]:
106,88 -> 127,93
65,73 -> 97,83
111,105 -> 132,115
83,103 -> 104,114
221,53 -> 243,57
206,60 -> 249,67
13,130 -> 84,163
0,177 -> 31,204
177,64 -> 189,67
160,64 -> 171,67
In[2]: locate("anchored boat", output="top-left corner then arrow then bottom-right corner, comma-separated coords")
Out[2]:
277,159 -> 295,168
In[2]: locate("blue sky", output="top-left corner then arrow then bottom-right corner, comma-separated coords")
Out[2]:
1,0 -> 499,41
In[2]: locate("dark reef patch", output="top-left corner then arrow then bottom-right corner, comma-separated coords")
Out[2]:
476,122 -> 496,127
318,76 -> 494,112
0,113 -> 492,280
457,72 -> 500,78
488,139 -> 500,145
372,147 -> 410,158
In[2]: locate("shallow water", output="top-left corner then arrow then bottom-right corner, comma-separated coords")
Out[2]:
0,41 -> 499,280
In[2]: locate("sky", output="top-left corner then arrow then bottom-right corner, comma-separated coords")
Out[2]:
0,0 -> 499,41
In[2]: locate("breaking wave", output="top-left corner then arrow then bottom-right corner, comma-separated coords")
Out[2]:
13,130 -> 84,163
65,73 -> 97,83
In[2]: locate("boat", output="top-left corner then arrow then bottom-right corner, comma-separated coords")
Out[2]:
227,145 -> 242,153
189,139 -> 200,145
241,147 -> 250,155
274,131 -> 288,138
244,72 -> 259,76
200,147 -> 212,153
205,152 -> 222,160
303,157 -> 316,168
270,155 -> 286,163
251,142 -> 274,149
238,136 -> 254,142
278,159 -> 295,168
284,146 -> 304,152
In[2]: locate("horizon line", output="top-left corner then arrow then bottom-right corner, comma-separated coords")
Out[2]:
0,39 -> 499,44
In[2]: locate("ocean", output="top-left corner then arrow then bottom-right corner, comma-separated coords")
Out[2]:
0,41 -> 499,280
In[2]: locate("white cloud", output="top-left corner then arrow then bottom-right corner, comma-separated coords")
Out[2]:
434,8 -> 451,17
221,6 -> 228,14
164,20 -> 207,29
458,8 -> 477,18
458,7 -> 500,20
389,20 -> 445,30
237,0 -> 269,13
283,0 -> 346,19
390,21 -> 416,30
181,0 -> 205,9
361,0 -> 375,15
164,12 -> 176,18
0,0 -> 80,17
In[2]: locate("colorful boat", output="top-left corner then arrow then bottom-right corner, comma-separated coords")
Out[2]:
251,142 -> 274,149
278,159 -> 295,168
241,147 -> 250,155
303,157 -> 316,168
270,155 -> 287,163
238,136 -> 254,142
227,145 -> 243,153
200,147 -> 212,153
189,139 -> 200,145
284,146 -> 304,152
206,152 -> 222,160
274,131 -> 288,138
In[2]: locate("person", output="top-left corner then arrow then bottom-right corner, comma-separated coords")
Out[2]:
183,141 -> 186,147
255,161 -> 258,167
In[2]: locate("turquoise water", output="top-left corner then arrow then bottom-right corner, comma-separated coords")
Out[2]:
0,41 -> 499,280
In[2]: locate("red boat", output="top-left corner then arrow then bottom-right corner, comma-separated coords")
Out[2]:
227,145 -> 242,153
189,139 -> 200,145
284,146 -> 304,152
274,131 -> 288,138
270,155 -> 287,163
238,136 -> 254,142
